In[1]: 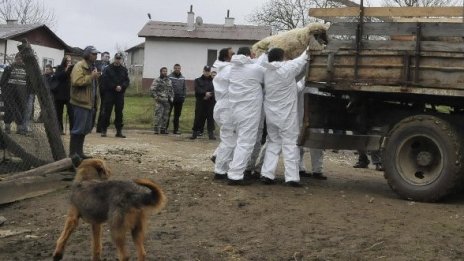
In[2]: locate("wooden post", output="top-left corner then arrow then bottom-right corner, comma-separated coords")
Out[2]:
17,39 -> 66,161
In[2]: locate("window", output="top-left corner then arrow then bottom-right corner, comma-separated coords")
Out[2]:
207,49 -> 217,67
42,58 -> 54,70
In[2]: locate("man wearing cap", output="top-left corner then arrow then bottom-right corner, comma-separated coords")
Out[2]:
69,45 -> 101,158
99,52 -> 130,138
190,65 -> 215,140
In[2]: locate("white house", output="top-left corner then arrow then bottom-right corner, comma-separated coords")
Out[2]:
125,42 -> 144,75
0,20 -> 71,69
137,7 -> 271,90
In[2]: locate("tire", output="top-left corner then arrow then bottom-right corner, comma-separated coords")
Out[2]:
383,115 -> 464,202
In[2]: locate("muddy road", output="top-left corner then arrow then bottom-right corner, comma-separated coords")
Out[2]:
1,129 -> 464,260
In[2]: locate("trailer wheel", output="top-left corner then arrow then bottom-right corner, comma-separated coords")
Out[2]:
384,115 -> 464,202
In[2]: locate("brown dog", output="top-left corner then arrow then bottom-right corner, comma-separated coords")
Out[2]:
53,158 -> 167,261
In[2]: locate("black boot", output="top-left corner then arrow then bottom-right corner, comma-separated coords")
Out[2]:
76,134 -> 91,159
208,131 -> 216,140
189,131 -> 198,140
116,128 -> 126,138
69,134 -> 79,157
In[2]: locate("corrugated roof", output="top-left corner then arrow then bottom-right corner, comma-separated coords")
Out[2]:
0,23 -> 43,39
138,21 -> 271,41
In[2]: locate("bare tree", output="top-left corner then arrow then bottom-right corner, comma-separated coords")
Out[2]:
382,0 -> 458,7
247,0 -> 356,32
0,0 -> 56,26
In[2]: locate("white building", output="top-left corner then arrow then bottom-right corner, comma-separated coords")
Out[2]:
0,20 -> 71,69
137,8 -> 271,90
125,42 -> 144,75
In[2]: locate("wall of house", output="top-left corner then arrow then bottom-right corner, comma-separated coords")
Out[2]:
128,48 -> 144,66
142,38 -> 258,90
4,39 -> 64,69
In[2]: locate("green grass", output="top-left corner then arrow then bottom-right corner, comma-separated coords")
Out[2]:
60,95 -> 199,132
111,95 -> 197,132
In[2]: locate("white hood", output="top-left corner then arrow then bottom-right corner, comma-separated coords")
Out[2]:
261,61 -> 285,70
230,54 -> 253,65
213,60 -> 230,71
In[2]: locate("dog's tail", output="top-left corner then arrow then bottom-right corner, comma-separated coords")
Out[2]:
134,178 -> 167,212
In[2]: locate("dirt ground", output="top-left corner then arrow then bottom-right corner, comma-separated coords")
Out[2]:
1,129 -> 464,260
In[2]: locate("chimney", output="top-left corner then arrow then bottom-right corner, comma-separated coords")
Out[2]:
187,5 -> 195,31
6,19 -> 18,25
224,10 -> 235,27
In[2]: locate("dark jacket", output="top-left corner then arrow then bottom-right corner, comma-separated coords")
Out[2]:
101,63 -> 130,94
52,64 -> 71,101
194,75 -> 214,100
43,73 -> 54,90
0,63 -> 32,94
168,72 -> 186,100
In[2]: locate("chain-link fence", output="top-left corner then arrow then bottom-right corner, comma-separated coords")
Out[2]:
0,40 -> 65,174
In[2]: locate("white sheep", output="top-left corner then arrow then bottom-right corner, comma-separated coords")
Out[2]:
252,23 -> 330,59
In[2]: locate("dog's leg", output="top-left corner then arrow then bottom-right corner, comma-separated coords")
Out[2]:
112,227 -> 129,261
132,215 -> 147,261
53,206 -> 79,260
91,223 -> 103,261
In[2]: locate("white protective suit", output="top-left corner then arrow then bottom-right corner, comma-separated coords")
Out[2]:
296,80 -> 309,173
296,79 -> 324,173
260,51 -> 308,182
245,105 -> 265,172
212,60 -> 235,175
227,54 -> 266,180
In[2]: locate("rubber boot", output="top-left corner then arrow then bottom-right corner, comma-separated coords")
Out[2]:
77,134 -> 91,159
69,134 -> 79,157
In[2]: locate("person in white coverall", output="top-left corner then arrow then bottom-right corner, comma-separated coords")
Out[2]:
212,47 -> 235,179
297,79 -> 328,180
259,48 -> 308,187
227,47 -> 266,185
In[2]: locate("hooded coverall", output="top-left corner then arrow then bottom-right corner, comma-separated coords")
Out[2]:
260,51 -> 308,182
212,60 -> 235,175
227,54 -> 265,181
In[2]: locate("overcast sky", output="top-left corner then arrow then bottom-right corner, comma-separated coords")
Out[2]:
41,0 -> 269,55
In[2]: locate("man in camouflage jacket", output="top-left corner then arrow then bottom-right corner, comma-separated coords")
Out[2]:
150,67 -> 173,134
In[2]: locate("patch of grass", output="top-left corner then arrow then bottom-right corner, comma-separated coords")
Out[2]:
106,95 -> 197,132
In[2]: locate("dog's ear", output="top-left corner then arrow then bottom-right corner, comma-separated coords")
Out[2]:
93,159 -> 112,179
